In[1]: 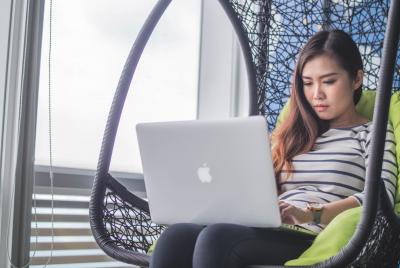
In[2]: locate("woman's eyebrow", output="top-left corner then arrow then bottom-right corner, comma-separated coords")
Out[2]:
302,73 -> 339,79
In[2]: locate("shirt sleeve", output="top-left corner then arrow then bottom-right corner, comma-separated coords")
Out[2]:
352,123 -> 398,206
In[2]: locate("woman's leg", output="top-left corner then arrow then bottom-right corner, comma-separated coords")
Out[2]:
193,223 -> 315,268
150,223 -> 204,268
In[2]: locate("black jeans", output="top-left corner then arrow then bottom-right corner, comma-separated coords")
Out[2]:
150,223 -> 315,268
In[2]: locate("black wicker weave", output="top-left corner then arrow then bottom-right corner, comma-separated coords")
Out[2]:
89,0 -> 400,267
348,186 -> 400,267
103,175 -> 165,254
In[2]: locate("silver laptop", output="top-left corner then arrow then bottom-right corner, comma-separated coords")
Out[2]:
136,116 -> 281,228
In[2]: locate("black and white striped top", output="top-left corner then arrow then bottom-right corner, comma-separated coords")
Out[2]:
278,122 -> 398,233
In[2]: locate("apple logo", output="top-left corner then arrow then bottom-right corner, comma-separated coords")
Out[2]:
197,163 -> 212,183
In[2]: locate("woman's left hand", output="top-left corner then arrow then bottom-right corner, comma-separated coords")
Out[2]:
279,201 -> 313,225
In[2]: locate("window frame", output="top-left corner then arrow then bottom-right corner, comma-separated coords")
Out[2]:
0,0 -> 45,267
198,0 -> 248,119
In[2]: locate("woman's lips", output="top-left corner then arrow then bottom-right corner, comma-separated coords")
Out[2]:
314,105 -> 329,112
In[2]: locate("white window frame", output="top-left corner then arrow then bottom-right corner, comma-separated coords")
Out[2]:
0,1 -> 14,267
0,0 -> 44,267
198,0 -> 249,119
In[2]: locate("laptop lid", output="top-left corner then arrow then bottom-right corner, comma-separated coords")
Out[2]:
136,116 -> 281,228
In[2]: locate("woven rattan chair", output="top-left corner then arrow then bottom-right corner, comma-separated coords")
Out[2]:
89,0 -> 400,267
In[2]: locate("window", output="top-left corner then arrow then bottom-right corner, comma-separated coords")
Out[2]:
35,0 -> 201,174
32,1 -> 202,267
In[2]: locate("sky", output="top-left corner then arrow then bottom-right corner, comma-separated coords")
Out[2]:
35,0 -> 202,173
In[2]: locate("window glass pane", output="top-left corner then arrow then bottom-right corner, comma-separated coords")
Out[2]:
35,0 -> 201,173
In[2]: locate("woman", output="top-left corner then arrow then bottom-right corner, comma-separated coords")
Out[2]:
150,29 -> 398,268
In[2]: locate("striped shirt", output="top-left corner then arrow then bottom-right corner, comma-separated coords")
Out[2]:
278,122 -> 398,233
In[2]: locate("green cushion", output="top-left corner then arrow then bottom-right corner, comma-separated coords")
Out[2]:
390,93 -> 400,203
285,207 -> 361,266
285,203 -> 400,266
281,91 -> 400,266
148,241 -> 156,255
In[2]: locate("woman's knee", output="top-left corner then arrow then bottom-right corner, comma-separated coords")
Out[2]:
196,223 -> 253,247
193,224 -> 251,268
196,223 -> 237,246
160,223 -> 203,241
150,223 -> 204,268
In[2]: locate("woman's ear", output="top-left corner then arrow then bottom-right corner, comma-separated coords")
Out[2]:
353,70 -> 363,90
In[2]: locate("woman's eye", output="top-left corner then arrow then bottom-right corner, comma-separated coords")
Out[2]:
324,80 -> 335,84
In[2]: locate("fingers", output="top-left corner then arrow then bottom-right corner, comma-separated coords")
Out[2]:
280,203 -> 296,224
278,200 -> 290,210
280,205 -> 294,219
278,201 -> 291,215
282,216 -> 295,225
279,202 -> 309,225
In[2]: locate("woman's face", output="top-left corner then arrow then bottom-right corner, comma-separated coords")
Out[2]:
301,54 -> 362,127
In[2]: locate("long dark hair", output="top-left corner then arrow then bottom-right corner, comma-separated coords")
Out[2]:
271,29 -> 364,188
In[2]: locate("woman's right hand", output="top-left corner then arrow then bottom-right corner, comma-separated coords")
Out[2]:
279,201 -> 313,225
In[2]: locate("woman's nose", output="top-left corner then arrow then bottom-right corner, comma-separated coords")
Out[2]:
313,85 -> 324,99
